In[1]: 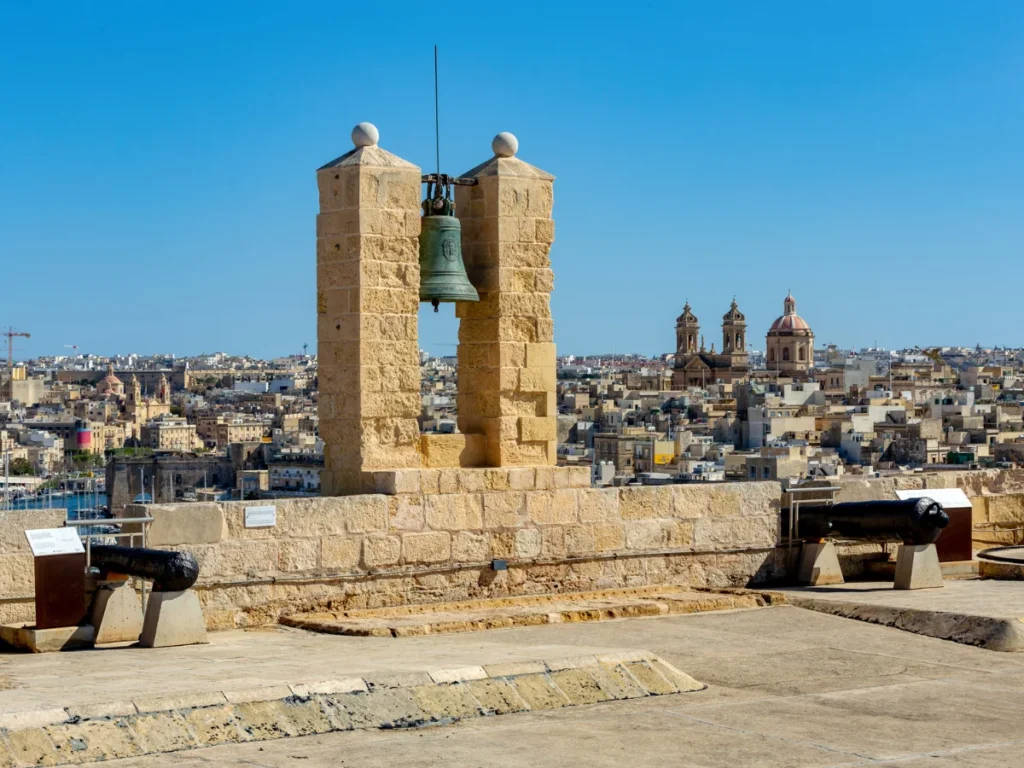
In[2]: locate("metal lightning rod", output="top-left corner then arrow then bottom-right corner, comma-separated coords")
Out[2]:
434,44 -> 440,178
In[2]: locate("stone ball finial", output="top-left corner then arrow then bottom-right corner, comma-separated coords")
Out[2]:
352,122 -> 379,148
492,132 -> 518,158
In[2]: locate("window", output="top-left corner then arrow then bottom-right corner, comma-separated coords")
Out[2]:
782,348 -> 790,362
798,346 -> 805,361
762,466 -> 770,479
768,348 -> 775,363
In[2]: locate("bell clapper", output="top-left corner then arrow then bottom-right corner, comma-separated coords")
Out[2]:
432,299 -> 440,313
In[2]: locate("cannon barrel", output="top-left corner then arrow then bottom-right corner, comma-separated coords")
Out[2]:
797,497 -> 949,545
91,545 -> 200,592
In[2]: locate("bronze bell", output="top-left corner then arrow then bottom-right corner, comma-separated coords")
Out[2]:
419,174 -> 479,311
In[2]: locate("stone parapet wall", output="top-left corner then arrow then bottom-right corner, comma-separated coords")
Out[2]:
112,480 -> 782,629
6,469 -> 1024,632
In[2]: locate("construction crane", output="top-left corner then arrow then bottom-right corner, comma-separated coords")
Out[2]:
914,346 -> 946,368
3,327 -> 29,370
64,344 -> 79,354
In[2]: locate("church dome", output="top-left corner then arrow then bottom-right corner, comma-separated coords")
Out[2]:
98,364 -> 123,394
768,292 -> 812,335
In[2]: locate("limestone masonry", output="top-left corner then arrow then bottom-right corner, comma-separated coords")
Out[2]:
317,127 -> 557,496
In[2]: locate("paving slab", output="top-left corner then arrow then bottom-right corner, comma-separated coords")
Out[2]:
773,579 -> 1024,651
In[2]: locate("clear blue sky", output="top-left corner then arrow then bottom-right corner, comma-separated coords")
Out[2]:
2,1 -> 1022,360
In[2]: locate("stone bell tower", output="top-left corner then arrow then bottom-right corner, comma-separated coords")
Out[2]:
675,302 -> 699,356
316,126 -> 558,495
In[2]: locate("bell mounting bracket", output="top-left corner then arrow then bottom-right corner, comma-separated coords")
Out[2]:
421,173 -> 478,186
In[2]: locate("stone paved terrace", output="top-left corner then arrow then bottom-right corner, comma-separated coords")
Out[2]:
71,603 -> 1024,767
0,625 -> 651,717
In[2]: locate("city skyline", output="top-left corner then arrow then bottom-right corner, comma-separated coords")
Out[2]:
2,2 -> 1022,358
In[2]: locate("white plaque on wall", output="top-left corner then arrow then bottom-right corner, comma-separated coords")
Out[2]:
244,505 -> 277,528
25,527 -> 85,557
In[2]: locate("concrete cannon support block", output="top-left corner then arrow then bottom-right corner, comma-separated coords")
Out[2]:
140,591 -> 208,648
894,543 -> 944,590
92,581 -> 144,645
797,541 -> 844,586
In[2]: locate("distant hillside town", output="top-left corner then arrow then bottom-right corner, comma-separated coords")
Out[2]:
2,296 -> 1023,511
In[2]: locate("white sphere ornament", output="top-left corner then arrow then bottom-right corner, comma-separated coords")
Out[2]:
492,132 -> 518,157
352,122 -> 379,148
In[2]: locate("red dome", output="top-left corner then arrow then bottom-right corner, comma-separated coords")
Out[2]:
767,292 -> 812,334
769,313 -> 811,332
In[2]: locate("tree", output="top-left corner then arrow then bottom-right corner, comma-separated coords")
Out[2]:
8,458 -> 35,476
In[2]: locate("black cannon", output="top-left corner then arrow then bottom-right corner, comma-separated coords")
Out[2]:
91,545 -> 200,592
794,497 -> 949,545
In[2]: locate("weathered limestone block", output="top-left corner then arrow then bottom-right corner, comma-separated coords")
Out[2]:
419,433 -> 487,469
624,520 -> 672,551
619,487 -> 673,520
342,495 -> 389,533
362,535 -> 401,568
452,531 -> 491,562
391,496 -> 425,531
593,523 -> 626,552
0,554 -> 34,599
985,494 -> 1024,525
196,540 -> 270,579
403,532 -> 452,564
491,531 -> 517,559
526,490 -> 579,525
278,539 -> 320,572
515,528 -> 542,558
483,492 -> 527,528
578,489 -> 618,522
541,527 -> 566,557
425,494 -> 484,530
564,525 -> 596,555
693,516 -> 777,551
321,536 -> 361,570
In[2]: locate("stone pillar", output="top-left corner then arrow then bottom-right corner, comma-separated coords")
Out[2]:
455,133 -> 556,467
316,123 -> 423,495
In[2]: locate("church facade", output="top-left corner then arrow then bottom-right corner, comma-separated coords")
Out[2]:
671,300 -> 750,387
671,293 -> 815,387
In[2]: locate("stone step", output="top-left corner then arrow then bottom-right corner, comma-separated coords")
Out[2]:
0,653 -> 703,765
281,586 -> 766,637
